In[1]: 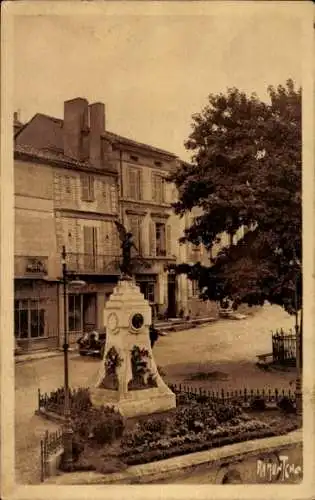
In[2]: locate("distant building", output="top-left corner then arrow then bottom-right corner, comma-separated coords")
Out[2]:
14,97 -> 247,352
14,99 -> 120,350
102,131 -> 181,319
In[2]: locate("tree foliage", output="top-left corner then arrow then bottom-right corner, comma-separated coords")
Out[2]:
170,80 -> 301,314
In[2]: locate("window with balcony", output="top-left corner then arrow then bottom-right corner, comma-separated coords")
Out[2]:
128,215 -> 142,255
81,174 -> 95,202
14,299 -> 46,339
155,222 -> 166,256
152,173 -> 166,203
149,220 -> 172,257
83,226 -> 98,271
127,167 -> 142,200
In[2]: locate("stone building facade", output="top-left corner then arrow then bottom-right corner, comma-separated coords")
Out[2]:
103,132 -> 185,319
14,99 -> 121,350
14,96 -> 242,351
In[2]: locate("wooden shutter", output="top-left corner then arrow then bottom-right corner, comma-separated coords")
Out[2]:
88,175 -> 95,200
83,226 -> 98,270
129,216 -> 140,255
110,184 -> 117,213
166,224 -> 172,256
149,220 -> 156,257
138,169 -> 143,200
162,177 -> 167,203
92,227 -> 98,256
81,175 -> 89,201
152,173 -> 157,201
83,226 -> 94,253
83,226 -> 93,270
128,168 -> 136,199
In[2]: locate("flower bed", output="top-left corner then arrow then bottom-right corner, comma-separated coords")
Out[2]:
119,401 -> 288,465
38,386 -> 299,474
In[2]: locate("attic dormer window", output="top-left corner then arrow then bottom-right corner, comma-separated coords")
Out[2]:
154,160 -> 163,167
130,155 -> 139,162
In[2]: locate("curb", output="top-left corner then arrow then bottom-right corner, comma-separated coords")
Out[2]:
15,349 -> 76,365
158,317 -> 217,335
44,429 -> 302,484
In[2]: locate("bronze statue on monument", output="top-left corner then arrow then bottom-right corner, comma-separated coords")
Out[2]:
114,220 -> 138,279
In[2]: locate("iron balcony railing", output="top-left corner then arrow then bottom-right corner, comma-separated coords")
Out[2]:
66,253 -> 121,275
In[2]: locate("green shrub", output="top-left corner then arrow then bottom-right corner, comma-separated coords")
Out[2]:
278,396 -> 296,414
139,417 -> 168,435
250,396 -> 266,411
72,405 -> 124,446
209,402 -> 242,423
71,388 -> 92,412
92,407 -> 124,445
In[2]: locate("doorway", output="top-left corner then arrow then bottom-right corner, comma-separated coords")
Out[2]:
83,293 -> 97,331
167,274 -> 177,318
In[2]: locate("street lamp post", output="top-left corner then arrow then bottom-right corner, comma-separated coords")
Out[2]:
61,245 -> 86,470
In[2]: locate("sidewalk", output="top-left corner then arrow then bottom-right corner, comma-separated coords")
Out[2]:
155,316 -> 216,335
15,348 -> 76,365
15,317 -> 216,364
44,429 -> 302,485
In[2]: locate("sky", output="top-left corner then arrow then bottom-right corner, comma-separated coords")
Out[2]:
13,6 -> 303,160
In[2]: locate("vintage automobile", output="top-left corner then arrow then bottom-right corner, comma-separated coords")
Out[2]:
77,329 -> 107,358
77,324 -> 160,358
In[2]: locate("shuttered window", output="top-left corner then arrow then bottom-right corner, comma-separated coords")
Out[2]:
149,220 -> 156,257
83,226 -> 98,271
152,173 -> 165,203
155,222 -> 166,256
81,175 -> 95,201
128,216 -> 142,255
110,184 -> 118,213
128,167 -> 142,200
166,224 -> 172,256
64,176 -> 71,194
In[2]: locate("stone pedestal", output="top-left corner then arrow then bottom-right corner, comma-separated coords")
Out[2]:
90,278 -> 176,418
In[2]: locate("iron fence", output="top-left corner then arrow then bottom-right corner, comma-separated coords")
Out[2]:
272,328 -> 296,365
169,383 -> 296,405
37,386 -> 91,416
40,429 -> 63,482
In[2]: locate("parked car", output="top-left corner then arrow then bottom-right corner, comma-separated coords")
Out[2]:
77,324 -> 160,358
77,329 -> 107,358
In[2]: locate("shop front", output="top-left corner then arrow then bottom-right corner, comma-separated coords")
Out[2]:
14,279 -> 59,352
135,274 -> 158,319
61,279 -> 118,345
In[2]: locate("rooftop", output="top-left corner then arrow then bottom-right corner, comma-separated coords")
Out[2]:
15,112 -> 178,166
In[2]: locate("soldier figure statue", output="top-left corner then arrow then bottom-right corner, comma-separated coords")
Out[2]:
114,221 -> 137,278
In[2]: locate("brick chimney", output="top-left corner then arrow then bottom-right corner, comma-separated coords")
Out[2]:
89,102 -> 105,167
63,98 -> 89,161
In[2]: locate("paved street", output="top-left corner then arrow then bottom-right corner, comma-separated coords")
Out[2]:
15,303 -> 296,484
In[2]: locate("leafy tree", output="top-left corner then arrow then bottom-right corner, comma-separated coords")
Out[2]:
170,79 -> 301,322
